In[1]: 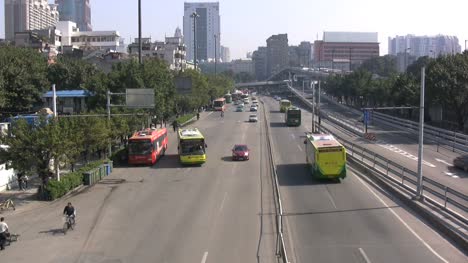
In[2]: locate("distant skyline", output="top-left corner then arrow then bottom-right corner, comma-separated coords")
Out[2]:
1,0 -> 467,59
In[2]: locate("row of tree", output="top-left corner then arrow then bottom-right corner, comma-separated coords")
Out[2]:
323,52 -> 468,130
0,45 -> 235,184
0,46 -> 234,117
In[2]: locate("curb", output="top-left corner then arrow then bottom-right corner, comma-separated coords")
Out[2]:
348,156 -> 468,254
180,116 -> 197,127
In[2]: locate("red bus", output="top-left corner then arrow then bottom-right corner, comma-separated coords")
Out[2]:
128,127 -> 168,165
213,98 -> 226,111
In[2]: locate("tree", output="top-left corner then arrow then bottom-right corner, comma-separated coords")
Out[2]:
0,46 -> 49,113
47,56 -> 98,90
426,53 -> 468,130
359,55 -> 397,77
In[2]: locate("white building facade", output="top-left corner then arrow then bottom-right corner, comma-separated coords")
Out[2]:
56,21 -> 120,50
388,35 -> 462,58
183,2 -> 221,62
5,0 -> 59,40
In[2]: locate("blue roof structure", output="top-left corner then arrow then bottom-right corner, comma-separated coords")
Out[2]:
43,90 -> 93,98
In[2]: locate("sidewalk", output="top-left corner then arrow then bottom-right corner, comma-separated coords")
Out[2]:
0,176 -> 44,214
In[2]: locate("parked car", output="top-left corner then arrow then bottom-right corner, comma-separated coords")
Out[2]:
453,155 -> 468,172
232,144 -> 250,161
249,114 -> 258,122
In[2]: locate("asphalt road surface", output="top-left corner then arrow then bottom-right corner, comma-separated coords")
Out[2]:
0,104 -> 277,263
263,96 -> 466,263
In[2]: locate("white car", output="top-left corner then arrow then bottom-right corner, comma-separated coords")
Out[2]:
249,114 -> 258,122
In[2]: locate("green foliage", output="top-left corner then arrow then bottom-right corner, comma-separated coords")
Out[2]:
47,56 -> 98,90
358,55 -> 397,77
44,160 -> 106,200
110,148 -> 128,166
177,113 -> 196,125
0,46 -> 49,112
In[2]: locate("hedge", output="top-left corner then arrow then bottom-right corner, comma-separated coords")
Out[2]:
176,114 -> 195,125
43,160 -> 107,200
110,147 -> 128,166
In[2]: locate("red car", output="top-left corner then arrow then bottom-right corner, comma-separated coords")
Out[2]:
232,144 -> 250,161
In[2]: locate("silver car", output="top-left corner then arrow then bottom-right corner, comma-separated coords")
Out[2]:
249,114 -> 258,122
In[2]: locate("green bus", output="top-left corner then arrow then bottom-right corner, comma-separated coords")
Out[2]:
224,94 -> 232,103
178,128 -> 207,165
304,134 -> 346,180
279,99 -> 291,112
285,107 -> 301,126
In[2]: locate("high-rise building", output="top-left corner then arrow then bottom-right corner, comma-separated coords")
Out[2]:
266,34 -> 288,76
252,46 -> 267,80
220,45 -> 230,62
55,0 -> 92,31
183,2 -> 220,62
313,32 -> 379,71
388,34 -> 461,58
5,0 -> 59,40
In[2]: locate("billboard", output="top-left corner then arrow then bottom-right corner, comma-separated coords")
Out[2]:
126,89 -> 155,108
174,77 -> 193,95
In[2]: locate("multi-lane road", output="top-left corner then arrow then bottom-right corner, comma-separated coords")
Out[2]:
1,97 -> 465,262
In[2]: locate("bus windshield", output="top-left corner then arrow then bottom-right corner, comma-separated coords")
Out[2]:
128,140 -> 152,155
288,110 -> 301,117
180,139 -> 206,155
214,100 -> 225,107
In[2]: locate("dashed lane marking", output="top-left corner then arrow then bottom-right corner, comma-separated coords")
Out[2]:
435,158 -> 453,166
376,141 -> 436,168
358,248 -> 372,263
201,252 -> 208,263
444,172 -> 460,178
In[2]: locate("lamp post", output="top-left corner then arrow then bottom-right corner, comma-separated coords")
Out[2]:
138,0 -> 142,64
404,47 -> 411,72
190,12 -> 200,70
214,34 -> 217,75
332,49 -> 335,70
349,48 -> 352,71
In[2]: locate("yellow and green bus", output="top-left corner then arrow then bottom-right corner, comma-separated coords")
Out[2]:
224,93 -> 232,103
285,107 -> 301,126
178,128 -> 207,165
279,99 -> 292,112
304,134 -> 346,180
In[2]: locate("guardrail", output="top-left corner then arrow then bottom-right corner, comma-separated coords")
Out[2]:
261,100 -> 290,263
318,122 -> 468,225
319,93 -> 468,154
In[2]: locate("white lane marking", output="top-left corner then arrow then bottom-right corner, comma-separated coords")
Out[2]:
201,251 -> 208,263
219,192 -> 228,211
183,168 -> 192,174
376,142 -> 436,168
435,158 -> 453,166
358,248 -> 371,263
325,188 -> 337,209
354,174 -> 449,263
444,172 -> 460,178
297,145 -> 303,152
290,133 -> 296,139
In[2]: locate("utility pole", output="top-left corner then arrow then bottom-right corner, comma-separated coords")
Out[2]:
415,67 -> 425,199
191,12 -> 199,70
52,84 -> 60,181
312,81 -> 316,133
107,90 -> 112,157
349,48 -> 352,71
214,34 -> 217,75
318,80 -> 321,130
138,0 -> 142,64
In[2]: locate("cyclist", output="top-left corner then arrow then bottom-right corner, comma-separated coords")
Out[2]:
0,217 -> 9,250
63,202 -> 76,226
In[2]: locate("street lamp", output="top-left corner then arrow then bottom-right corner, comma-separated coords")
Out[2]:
404,47 -> 411,72
138,0 -> 142,64
190,12 -> 200,70
332,49 -> 335,70
214,34 -> 218,75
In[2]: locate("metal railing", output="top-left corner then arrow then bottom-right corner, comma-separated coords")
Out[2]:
318,123 -> 468,225
319,93 -> 468,153
261,100 -> 290,263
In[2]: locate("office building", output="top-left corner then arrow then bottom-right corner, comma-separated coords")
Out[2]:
252,46 -> 267,80
220,45 -> 230,62
56,21 -> 119,51
183,2 -> 221,62
388,34 -> 461,58
55,0 -> 92,31
5,0 -> 59,40
313,32 -> 379,71
266,34 -> 288,76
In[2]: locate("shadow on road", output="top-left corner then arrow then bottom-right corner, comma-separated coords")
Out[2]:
270,122 -> 286,128
151,154 -> 183,169
221,156 -> 235,162
269,110 -> 281,114
39,228 -> 65,236
98,178 -> 126,185
276,163 -> 341,186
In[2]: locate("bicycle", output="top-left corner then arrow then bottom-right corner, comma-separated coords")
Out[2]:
0,199 -> 15,211
62,215 -> 75,234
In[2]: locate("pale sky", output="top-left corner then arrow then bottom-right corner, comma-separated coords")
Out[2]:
1,0 -> 467,59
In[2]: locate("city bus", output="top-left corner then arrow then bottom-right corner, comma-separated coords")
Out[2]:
285,107 -> 301,126
304,133 -> 346,180
279,99 -> 292,112
128,127 -> 168,165
213,98 -> 226,111
224,94 -> 233,103
178,128 -> 207,165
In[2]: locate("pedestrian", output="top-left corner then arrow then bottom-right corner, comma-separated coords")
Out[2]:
172,120 -> 178,132
24,175 -> 29,189
0,217 -> 9,250
163,118 -> 167,127
17,173 -> 24,191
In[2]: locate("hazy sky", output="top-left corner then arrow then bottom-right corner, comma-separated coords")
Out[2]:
1,0 -> 467,58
